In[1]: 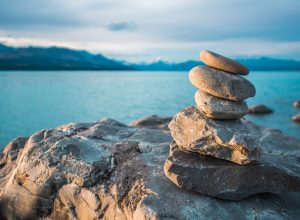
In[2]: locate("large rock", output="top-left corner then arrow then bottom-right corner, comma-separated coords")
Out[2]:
200,50 -> 249,75
248,104 -> 273,114
189,66 -> 256,101
168,107 -> 261,165
0,116 -> 300,219
195,90 -> 248,119
164,141 -> 300,200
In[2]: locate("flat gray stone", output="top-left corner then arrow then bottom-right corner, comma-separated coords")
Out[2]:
189,66 -> 256,101
195,90 -> 248,119
168,107 -> 261,165
200,50 -> 249,75
164,141 -> 300,200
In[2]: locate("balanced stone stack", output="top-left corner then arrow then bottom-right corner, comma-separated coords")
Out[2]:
192,51 -> 254,120
164,50 -> 300,200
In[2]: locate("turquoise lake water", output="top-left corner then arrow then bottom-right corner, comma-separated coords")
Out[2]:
0,71 -> 299,149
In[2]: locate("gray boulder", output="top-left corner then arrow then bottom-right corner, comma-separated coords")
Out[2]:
168,107 -> 261,165
0,116 -> 300,219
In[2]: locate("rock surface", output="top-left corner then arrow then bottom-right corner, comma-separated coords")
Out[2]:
292,113 -> 300,123
195,90 -> 248,119
248,104 -> 274,114
164,141 -> 300,200
168,107 -> 261,165
200,50 -> 249,75
0,116 -> 300,219
293,100 -> 300,108
189,66 -> 256,101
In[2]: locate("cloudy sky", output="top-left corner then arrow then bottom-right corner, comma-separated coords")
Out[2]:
0,0 -> 300,62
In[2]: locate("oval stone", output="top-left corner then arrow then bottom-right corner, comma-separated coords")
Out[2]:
200,50 -> 249,75
189,66 -> 256,101
195,90 -> 248,119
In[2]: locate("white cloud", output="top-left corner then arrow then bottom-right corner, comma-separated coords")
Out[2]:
2,35 -> 300,62
0,0 -> 300,61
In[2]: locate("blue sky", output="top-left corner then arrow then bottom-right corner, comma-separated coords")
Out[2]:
0,0 -> 299,62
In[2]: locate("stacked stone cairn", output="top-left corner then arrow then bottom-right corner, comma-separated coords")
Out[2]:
164,50 -> 300,200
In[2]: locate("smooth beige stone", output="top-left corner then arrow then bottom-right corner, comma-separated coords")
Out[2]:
200,50 -> 249,75
195,90 -> 248,119
189,66 -> 256,101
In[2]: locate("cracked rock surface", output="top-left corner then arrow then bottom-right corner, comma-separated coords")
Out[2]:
0,116 -> 300,219
164,141 -> 300,200
168,107 -> 261,165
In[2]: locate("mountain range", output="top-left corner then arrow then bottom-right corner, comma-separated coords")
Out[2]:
1,43 -> 300,71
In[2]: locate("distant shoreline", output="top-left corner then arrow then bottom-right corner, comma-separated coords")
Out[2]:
1,43 -> 300,71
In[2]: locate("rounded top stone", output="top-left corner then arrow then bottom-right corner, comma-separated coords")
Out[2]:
200,50 -> 249,75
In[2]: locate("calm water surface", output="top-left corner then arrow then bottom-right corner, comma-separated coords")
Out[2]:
0,71 -> 299,149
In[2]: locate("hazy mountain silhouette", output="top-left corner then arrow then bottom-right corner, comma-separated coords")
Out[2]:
0,44 -> 132,70
1,44 -> 300,71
